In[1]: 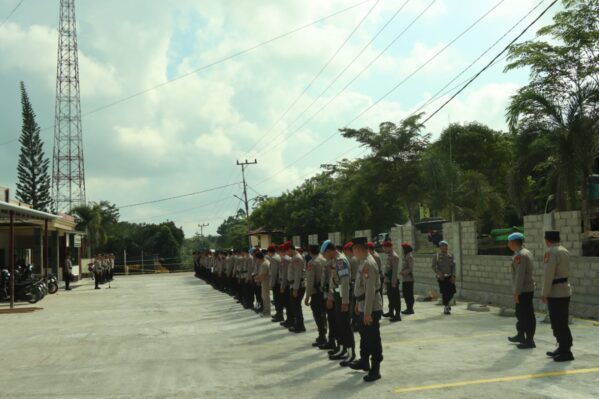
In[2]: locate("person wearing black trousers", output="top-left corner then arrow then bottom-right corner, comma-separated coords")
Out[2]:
400,243 -> 415,315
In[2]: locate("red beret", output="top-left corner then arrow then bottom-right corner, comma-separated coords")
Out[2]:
343,242 -> 354,250
382,240 -> 393,247
400,242 -> 413,249
367,242 -> 374,249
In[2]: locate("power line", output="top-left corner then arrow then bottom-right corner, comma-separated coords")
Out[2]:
0,0 -> 374,147
245,0 -> 383,154
254,0 -> 417,157
117,182 -> 242,209
421,0 -> 558,125
343,0 -> 507,128
254,0 -> 504,186
0,0 -> 24,28
409,0 -> 547,119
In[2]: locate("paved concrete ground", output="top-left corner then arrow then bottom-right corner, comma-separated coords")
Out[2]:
0,273 -> 598,398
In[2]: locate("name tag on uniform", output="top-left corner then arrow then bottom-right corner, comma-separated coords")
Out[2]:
336,259 -> 349,278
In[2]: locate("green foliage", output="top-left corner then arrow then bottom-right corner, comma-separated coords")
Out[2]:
505,0 -> 599,229
15,82 -> 52,212
216,210 -> 249,249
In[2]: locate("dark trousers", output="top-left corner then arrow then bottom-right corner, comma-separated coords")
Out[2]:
290,287 -> 305,327
515,291 -> 536,341
363,311 -> 383,363
326,304 -> 337,345
65,272 -> 70,290
356,312 -> 367,360
334,294 -> 354,349
438,277 -> 456,306
273,284 -> 283,316
94,272 -> 100,289
310,293 -> 327,339
402,281 -> 414,311
282,286 -> 291,321
254,283 -> 263,308
387,285 -> 401,315
547,297 -> 573,351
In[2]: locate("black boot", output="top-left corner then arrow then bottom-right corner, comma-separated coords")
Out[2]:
319,341 -> 336,351
327,345 -> 340,356
363,361 -> 381,382
390,315 -> 402,322
508,334 -> 525,344
329,346 -> 347,360
312,336 -> 327,347
339,347 -> 356,367
382,311 -> 393,318
553,350 -> 574,362
349,358 -> 370,371
517,340 -> 536,349
546,347 -> 561,357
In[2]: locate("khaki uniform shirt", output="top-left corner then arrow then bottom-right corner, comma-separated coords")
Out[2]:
511,248 -> 535,295
401,252 -> 414,282
291,252 -> 305,290
385,251 -> 400,286
269,253 -> 281,288
279,255 -> 290,289
354,254 -> 382,316
432,252 -> 456,277
542,244 -> 572,298
329,252 -> 350,305
305,254 -> 325,297
258,259 -> 270,289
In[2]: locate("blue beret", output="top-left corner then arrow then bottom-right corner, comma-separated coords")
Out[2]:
249,247 -> 255,255
320,240 -> 332,254
508,232 -> 525,241
439,240 -> 449,246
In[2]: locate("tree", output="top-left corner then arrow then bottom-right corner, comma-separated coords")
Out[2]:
505,0 -> 599,230
340,114 -> 430,223
15,82 -> 52,212
70,203 -> 107,255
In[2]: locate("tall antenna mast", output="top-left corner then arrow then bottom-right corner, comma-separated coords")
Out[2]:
52,0 -> 86,213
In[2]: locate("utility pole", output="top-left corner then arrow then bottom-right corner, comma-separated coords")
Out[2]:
198,223 -> 209,237
235,159 -> 257,246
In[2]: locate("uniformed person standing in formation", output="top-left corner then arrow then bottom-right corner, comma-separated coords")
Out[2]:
344,242 -> 359,330
400,243 -> 415,315
350,237 -> 383,382
507,232 -> 536,349
279,245 -> 292,327
268,245 -> 283,323
321,240 -> 355,366
542,231 -> 574,362
382,240 -> 401,322
64,255 -> 73,291
305,245 -> 327,346
288,244 -> 306,333
432,241 -> 457,315
255,250 -> 271,317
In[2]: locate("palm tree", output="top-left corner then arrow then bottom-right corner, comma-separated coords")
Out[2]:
70,203 -> 107,256
505,0 -> 599,231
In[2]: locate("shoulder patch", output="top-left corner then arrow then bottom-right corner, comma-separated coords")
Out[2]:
336,259 -> 350,277
515,255 -> 521,265
307,263 -> 313,272
363,266 -> 369,278
544,253 -> 550,263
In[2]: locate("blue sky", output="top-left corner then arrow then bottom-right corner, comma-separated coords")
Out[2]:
0,0 -> 560,236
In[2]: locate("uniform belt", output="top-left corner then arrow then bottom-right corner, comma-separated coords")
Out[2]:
552,277 -> 568,285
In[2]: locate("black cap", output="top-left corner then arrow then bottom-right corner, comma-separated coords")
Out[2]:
545,231 -> 560,242
255,251 -> 264,260
309,244 -> 320,254
352,237 -> 368,247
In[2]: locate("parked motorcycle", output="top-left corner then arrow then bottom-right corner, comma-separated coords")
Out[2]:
45,273 -> 58,294
0,268 -> 46,304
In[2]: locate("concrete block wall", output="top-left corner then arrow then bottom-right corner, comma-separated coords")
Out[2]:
554,211 -> 583,256
354,229 -> 372,241
523,214 -> 544,254
461,221 -> 477,256
327,232 -> 341,245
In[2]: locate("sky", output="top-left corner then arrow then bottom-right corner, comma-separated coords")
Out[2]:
0,0 -> 560,237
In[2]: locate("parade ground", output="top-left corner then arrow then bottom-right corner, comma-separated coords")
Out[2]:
0,273 -> 597,399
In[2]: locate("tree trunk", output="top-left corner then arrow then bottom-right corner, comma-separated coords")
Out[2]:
581,171 -> 591,234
